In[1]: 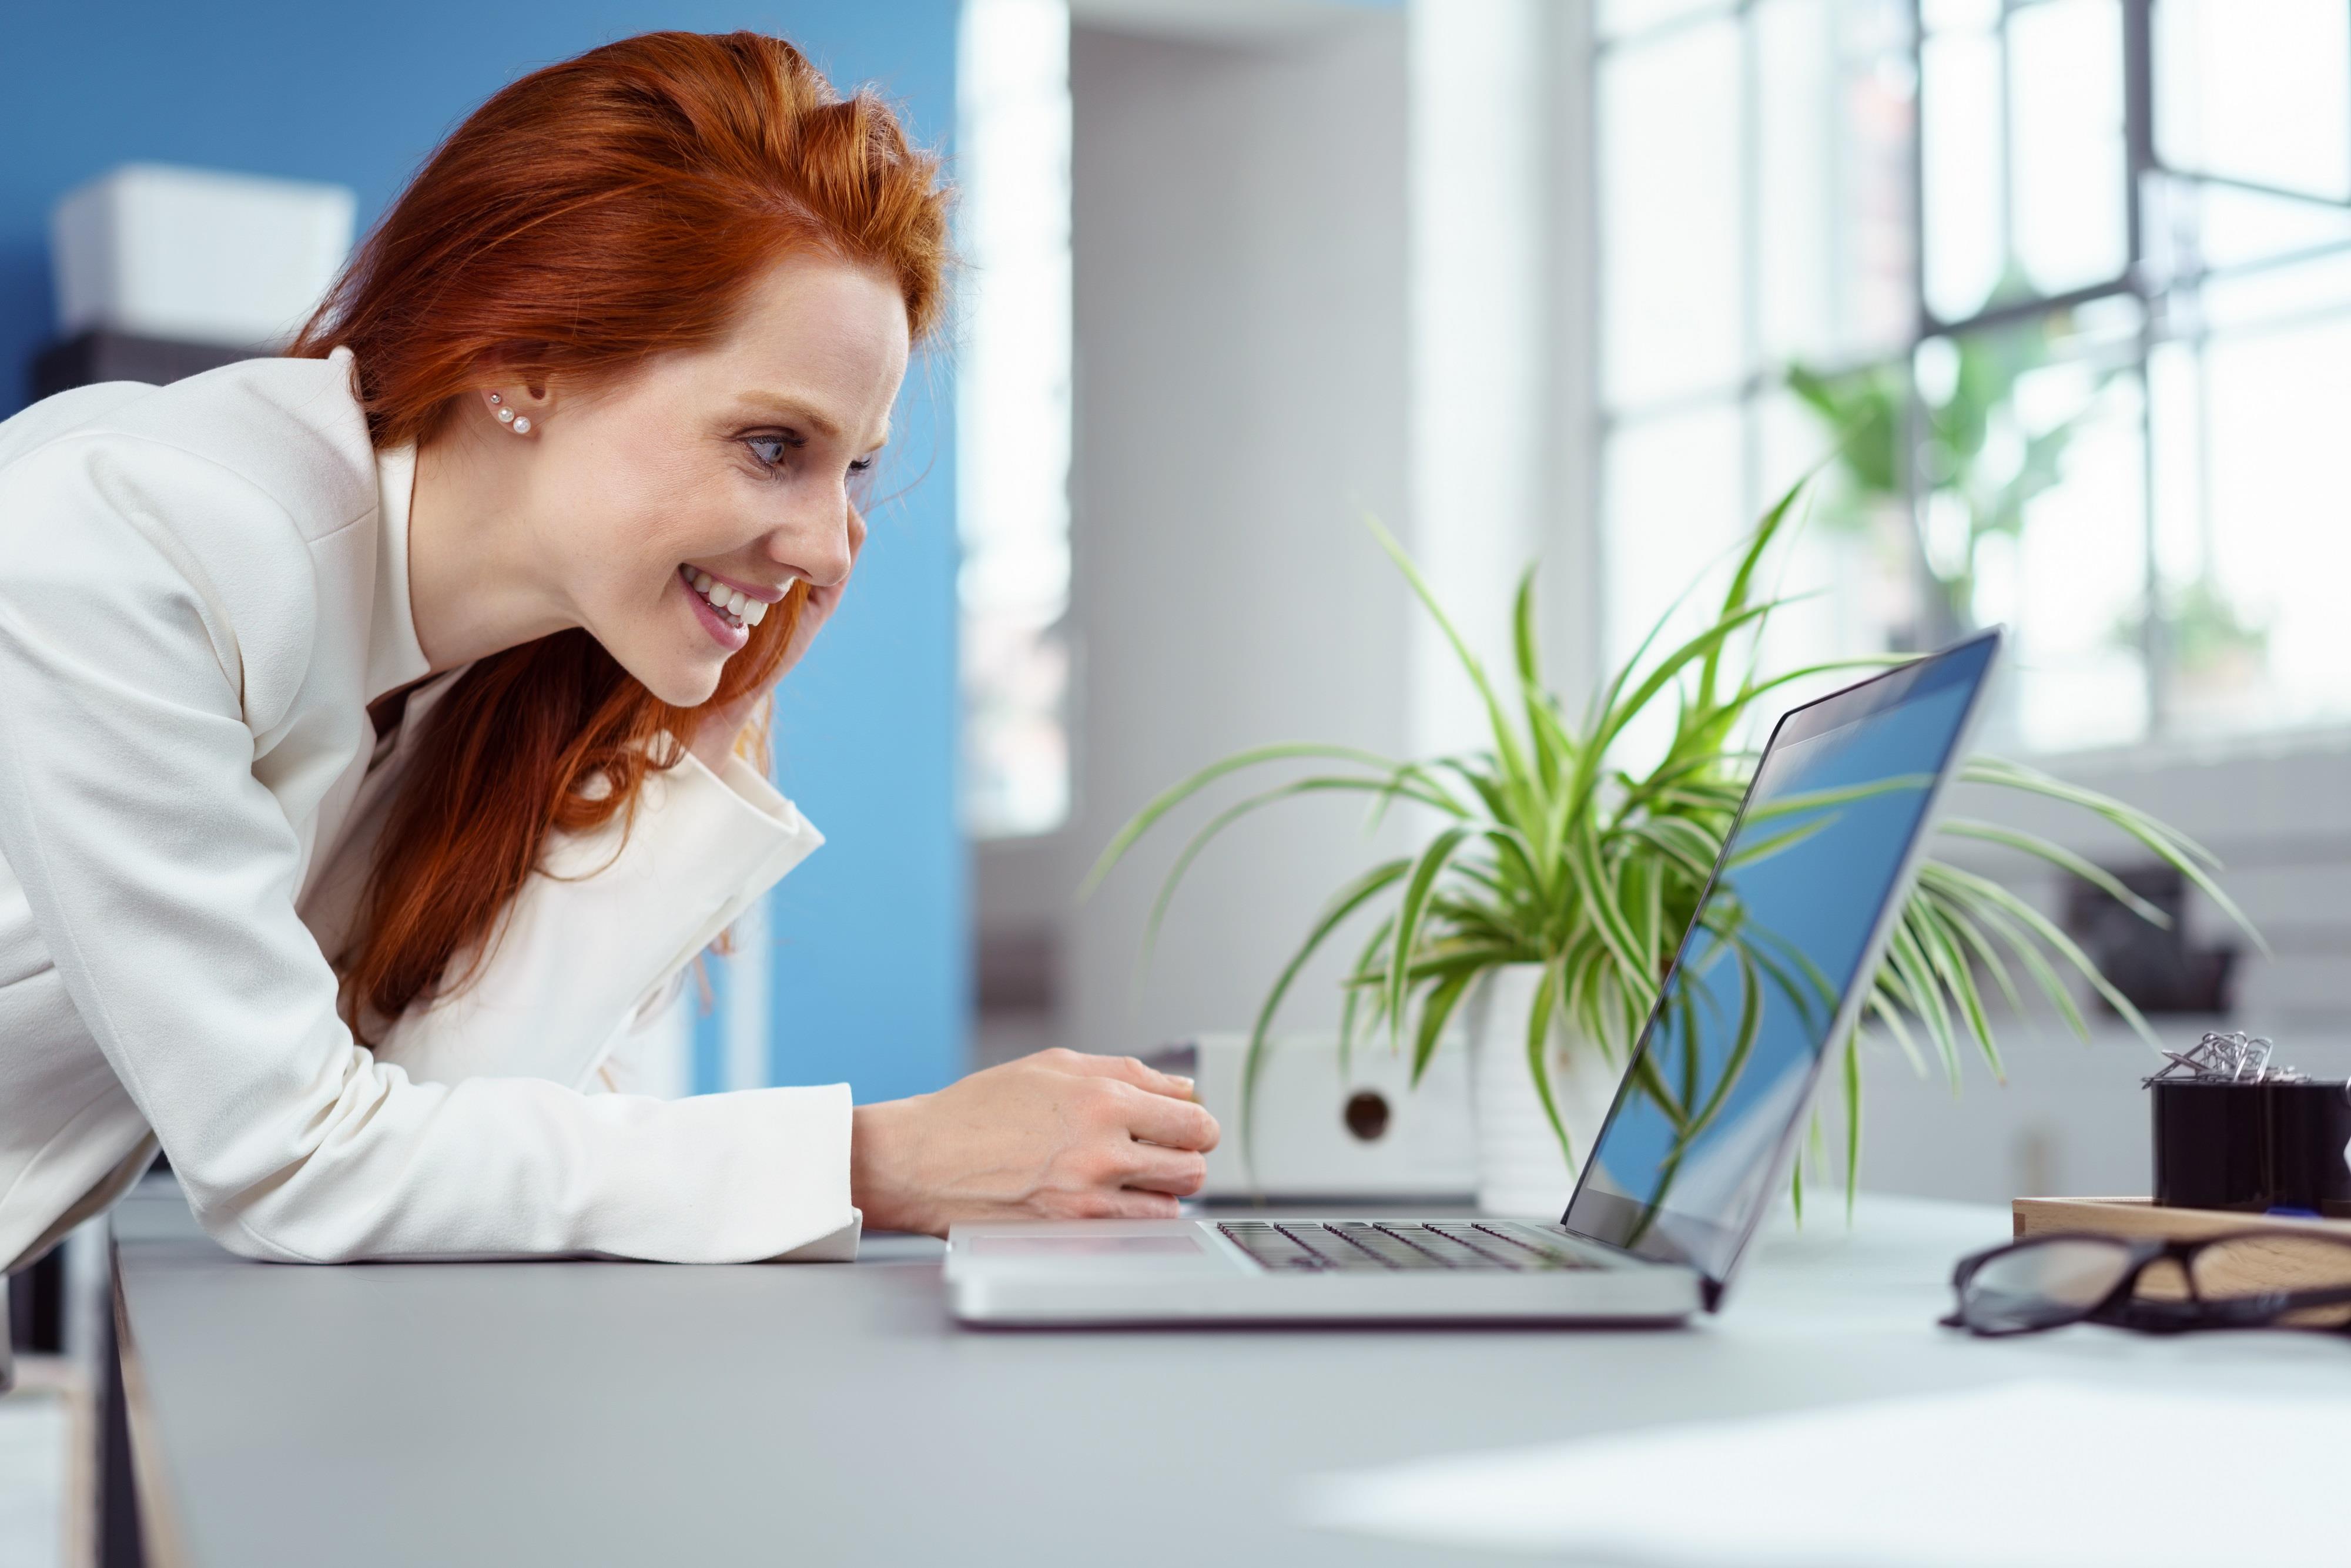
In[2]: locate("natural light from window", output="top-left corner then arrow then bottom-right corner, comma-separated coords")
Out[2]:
1595,0 -> 2351,758
958,0 -> 1073,839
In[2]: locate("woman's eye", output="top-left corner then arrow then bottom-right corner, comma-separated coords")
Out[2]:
744,434 -> 797,467
849,455 -> 875,475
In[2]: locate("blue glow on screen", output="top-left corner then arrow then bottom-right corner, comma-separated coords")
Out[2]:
1565,641 -> 1992,1281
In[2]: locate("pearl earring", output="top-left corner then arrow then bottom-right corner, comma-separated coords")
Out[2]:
491,393 -> 514,425
513,417 -> 531,435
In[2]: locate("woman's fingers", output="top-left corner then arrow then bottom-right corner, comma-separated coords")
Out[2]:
1110,1081 -> 1220,1152
1080,1189 -> 1183,1221
1118,1143 -> 1209,1197
1052,1048 -> 1198,1104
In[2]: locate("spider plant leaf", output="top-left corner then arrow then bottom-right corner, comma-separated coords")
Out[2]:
1628,1017 -> 1692,1133
1924,886 -> 2024,1016
1734,654 -> 1918,710
1867,990 -> 1927,1076
1842,1027 -> 1862,1219
1922,867 -> 2094,1044
1616,828 -> 1716,892
1613,750 -> 1750,823
1635,853 -> 1665,983
1337,910 -> 1396,1073
1081,741 -> 1401,899
1744,775 -> 1935,823
1411,967 -> 1476,1087
1445,860 -> 1511,900
1524,958 -> 1574,1164
1726,814 -> 1837,871
1511,568 -> 1573,800
1883,916 -> 1960,1088
1671,946 -> 1762,1147
1385,826 -> 1475,1048
1962,758 -> 2265,953
1433,756 -> 1513,824
1961,756 -> 2222,867
1700,472 -> 1812,705
1649,782 -> 1754,817
1140,775 -> 1470,975
1580,599 -> 1807,810
1359,513 -> 1539,814
1922,861 -> 2149,1044
1480,825 -> 1548,907
1241,858 -> 1413,1161
1912,896 -> 2002,1081
1405,951 -> 1533,989
1565,820 -> 1659,1013
1563,934 -> 1606,1044
1586,548 -> 1734,740
1937,819 -> 2171,927
1512,566 -> 1542,692
1362,759 -> 1479,834
1614,817 -> 1723,885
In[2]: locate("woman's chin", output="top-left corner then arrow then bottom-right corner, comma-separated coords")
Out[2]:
657,668 -> 726,709
610,648 -> 724,711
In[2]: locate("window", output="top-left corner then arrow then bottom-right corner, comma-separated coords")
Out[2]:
1595,0 -> 2351,755
958,0 -> 1074,838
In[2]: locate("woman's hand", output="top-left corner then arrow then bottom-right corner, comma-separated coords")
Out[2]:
686,507 -> 868,774
849,1048 -> 1222,1235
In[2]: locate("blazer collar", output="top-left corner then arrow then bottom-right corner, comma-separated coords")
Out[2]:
366,437 -> 433,702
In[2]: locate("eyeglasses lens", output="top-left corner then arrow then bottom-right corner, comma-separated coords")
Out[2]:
1962,1238 -> 2136,1331
2188,1235 -> 2351,1328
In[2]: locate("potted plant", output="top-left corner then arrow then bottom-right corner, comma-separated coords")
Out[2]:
1085,482 -> 2261,1215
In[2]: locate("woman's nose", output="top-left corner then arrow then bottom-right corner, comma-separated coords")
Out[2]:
768,502 -> 853,588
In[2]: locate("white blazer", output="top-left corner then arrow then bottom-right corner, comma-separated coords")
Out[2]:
0,351 -> 859,1270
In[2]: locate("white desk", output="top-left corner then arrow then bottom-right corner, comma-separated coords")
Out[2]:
109,1187 -> 2350,1566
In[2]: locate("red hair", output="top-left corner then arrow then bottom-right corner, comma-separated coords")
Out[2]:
290,31 -> 952,1036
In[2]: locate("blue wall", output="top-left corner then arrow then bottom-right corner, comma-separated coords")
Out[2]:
0,1 -> 968,1104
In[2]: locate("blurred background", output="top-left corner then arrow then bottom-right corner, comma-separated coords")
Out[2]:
4,1 -> 2350,1556
972,0 -> 2351,1213
4,0 -> 2347,1202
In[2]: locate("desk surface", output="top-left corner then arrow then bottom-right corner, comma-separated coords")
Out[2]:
112,1185 -> 2351,1566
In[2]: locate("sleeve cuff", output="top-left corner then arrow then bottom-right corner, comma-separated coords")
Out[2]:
770,1209 -> 863,1262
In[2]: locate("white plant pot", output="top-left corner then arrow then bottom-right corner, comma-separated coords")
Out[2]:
1465,963 -> 1628,1217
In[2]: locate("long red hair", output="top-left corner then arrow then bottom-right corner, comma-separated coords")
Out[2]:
290,31 -> 951,1036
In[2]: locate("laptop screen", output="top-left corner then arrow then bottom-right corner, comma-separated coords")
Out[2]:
1561,632 -> 1998,1288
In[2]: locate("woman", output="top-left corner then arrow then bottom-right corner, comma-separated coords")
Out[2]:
0,31 -> 1214,1274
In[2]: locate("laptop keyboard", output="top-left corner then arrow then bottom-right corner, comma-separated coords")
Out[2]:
1217,1219 -> 1598,1273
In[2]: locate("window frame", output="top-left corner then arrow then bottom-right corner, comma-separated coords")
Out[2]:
1590,0 -> 2351,756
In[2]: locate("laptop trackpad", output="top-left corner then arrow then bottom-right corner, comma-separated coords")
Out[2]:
972,1234 -> 1202,1258
964,1228 -> 1235,1272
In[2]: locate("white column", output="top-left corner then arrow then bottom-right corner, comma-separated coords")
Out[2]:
1406,0 -> 1603,752
1408,0 -> 1548,759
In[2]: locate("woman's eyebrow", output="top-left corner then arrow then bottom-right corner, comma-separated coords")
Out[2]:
737,393 -> 889,452
737,392 -> 840,438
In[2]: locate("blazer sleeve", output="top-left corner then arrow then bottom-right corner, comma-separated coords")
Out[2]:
0,434 -> 856,1264
370,750 -> 823,1097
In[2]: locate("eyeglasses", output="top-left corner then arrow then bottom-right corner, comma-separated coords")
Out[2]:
1942,1230 -> 2351,1337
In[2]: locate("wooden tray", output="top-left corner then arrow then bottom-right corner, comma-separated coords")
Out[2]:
2012,1197 -> 2351,1300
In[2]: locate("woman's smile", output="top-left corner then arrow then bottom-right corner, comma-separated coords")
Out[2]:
679,564 -> 755,650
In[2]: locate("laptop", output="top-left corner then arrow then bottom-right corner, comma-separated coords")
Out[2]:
947,630 -> 2002,1325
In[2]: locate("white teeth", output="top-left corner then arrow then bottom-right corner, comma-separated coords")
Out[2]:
682,566 -> 770,632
